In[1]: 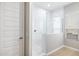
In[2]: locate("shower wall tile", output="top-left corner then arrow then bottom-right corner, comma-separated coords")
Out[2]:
64,2 -> 79,49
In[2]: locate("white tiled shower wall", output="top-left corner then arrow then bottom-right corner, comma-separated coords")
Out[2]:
64,2 -> 79,49
31,3 -> 64,55
46,8 -> 64,53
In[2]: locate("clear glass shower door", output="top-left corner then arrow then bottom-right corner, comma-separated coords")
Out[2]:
31,4 -> 47,56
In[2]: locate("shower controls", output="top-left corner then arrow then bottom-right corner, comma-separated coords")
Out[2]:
34,29 -> 37,32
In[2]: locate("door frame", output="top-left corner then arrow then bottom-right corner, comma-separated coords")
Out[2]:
19,2 -> 25,56
23,2 -> 32,56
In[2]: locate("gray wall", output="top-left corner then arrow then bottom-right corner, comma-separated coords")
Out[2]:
64,2 -> 79,49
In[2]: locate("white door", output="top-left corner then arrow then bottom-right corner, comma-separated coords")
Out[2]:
0,2 -> 24,56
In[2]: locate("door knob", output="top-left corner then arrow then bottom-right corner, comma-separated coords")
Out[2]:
19,37 -> 23,39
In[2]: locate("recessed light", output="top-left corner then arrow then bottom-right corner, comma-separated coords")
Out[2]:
47,4 -> 50,7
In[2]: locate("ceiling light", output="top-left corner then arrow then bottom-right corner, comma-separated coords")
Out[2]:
47,4 -> 50,7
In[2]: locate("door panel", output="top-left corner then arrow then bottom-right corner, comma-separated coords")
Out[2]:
0,2 -> 23,56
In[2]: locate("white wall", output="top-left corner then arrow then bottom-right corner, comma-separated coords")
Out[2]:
31,4 -> 47,56
64,2 -> 79,49
46,8 -> 64,53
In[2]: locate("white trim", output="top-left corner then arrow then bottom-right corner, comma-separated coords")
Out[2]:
47,45 -> 79,56
40,53 -> 47,56
64,45 -> 79,52
29,2 -> 32,56
47,45 -> 64,55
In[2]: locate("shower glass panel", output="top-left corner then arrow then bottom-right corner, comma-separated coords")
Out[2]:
31,4 -> 47,56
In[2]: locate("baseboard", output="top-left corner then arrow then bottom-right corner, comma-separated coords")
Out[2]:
47,45 -> 64,56
47,45 -> 79,56
40,53 -> 47,56
64,45 -> 79,52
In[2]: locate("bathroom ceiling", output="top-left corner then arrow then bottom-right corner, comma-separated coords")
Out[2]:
33,2 -> 72,11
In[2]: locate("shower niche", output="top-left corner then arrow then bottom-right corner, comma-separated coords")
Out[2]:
66,29 -> 79,41
67,33 -> 78,40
